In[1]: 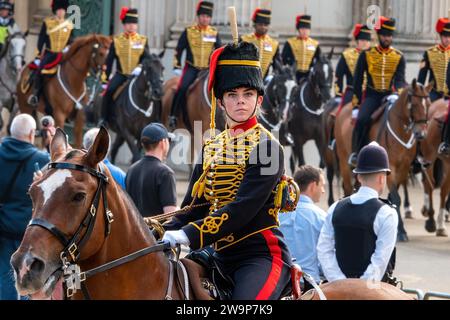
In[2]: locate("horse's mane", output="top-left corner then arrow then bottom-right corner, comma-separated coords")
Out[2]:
63,34 -> 99,62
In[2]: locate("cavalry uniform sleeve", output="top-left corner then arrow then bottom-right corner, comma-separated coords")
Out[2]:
393,54 -> 407,92
271,45 -> 283,73
181,139 -> 284,250
173,29 -> 188,69
417,51 -> 430,85
352,51 -> 367,106
282,41 -> 295,66
36,22 -> 48,57
335,54 -> 346,97
104,40 -> 116,79
214,32 -> 222,48
163,162 -> 209,231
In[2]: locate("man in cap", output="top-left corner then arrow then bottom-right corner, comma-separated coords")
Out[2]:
28,0 -> 74,106
282,14 -> 321,84
317,142 -> 399,283
241,8 -> 282,83
162,41 -> 294,300
168,1 -> 222,130
0,1 -> 20,53
126,123 -> 177,217
349,16 -> 407,167
418,17 -> 450,103
99,7 -> 150,127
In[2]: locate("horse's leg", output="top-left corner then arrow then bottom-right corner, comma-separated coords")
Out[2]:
122,128 -> 142,163
326,163 -> 335,206
388,185 -> 408,242
422,166 -> 437,232
73,109 -> 85,149
437,165 -> 450,237
403,183 -> 413,219
110,134 -> 125,165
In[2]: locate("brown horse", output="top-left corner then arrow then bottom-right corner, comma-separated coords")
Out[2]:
419,98 -> 449,237
10,127 -> 412,300
16,34 -> 111,148
335,80 -> 431,241
161,73 -> 225,165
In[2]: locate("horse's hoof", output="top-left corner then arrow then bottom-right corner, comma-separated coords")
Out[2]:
404,209 -> 413,219
425,219 -> 437,233
446,214 -> 449,223
397,233 -> 409,242
421,207 -> 429,218
436,229 -> 448,237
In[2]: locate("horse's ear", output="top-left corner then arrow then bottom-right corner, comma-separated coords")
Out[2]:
159,49 -> 166,59
50,128 -> 69,161
412,78 -> 417,90
24,30 -> 29,38
425,82 -> 434,93
328,47 -> 335,60
85,126 -> 110,167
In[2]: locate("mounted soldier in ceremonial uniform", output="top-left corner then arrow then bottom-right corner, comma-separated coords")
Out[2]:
282,14 -> 321,84
162,41 -> 299,300
168,1 -> 222,130
335,24 -> 371,108
349,17 -> 407,167
99,7 -> 150,127
241,9 -> 281,83
28,0 -> 73,106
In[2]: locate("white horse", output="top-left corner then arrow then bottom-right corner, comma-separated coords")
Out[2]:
0,29 -> 26,132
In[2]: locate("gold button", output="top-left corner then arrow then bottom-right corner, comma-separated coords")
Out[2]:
209,191 -> 214,196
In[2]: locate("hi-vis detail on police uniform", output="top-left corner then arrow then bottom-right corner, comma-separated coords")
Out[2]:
113,33 -> 148,76
366,46 -> 403,91
286,37 -> 318,72
44,17 -> 73,52
182,124 -> 285,251
241,33 -> 279,77
426,45 -> 450,95
186,25 -> 218,69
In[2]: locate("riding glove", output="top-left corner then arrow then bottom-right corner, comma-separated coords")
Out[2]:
33,59 -> 41,66
173,68 -> 182,76
132,66 -> 142,76
162,230 -> 190,247
351,108 -> 359,120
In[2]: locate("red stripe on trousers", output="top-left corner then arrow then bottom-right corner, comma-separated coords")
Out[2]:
255,230 -> 283,300
446,99 -> 450,122
42,53 -> 63,69
176,64 -> 189,90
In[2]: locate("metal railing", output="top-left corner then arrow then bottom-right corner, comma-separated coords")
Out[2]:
402,288 -> 450,300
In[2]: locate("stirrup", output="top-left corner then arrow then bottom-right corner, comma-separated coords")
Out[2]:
348,152 -> 358,167
168,116 -> 177,131
27,95 -> 39,106
328,139 -> 336,151
438,142 -> 450,156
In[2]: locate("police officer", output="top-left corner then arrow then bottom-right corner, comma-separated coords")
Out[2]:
168,1 -> 221,130
317,142 -> 398,283
335,24 -> 371,108
241,9 -> 281,83
99,7 -> 150,127
282,14 -> 321,84
0,1 -> 20,53
28,0 -> 74,106
349,17 -> 407,167
418,17 -> 450,103
162,41 -> 293,300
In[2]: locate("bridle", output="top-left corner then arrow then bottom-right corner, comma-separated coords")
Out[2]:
27,160 -> 172,299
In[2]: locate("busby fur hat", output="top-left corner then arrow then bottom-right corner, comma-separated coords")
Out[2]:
120,7 -> 138,24
296,15 -> 311,29
436,18 -> 450,37
252,8 -> 271,25
353,24 -> 372,41
196,1 -> 214,17
51,0 -> 69,14
376,16 -> 396,36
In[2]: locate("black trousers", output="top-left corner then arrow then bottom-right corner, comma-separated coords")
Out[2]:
170,64 -> 200,118
352,89 -> 390,153
32,51 -> 62,96
101,73 -> 128,121
296,71 -> 309,84
429,89 -> 444,103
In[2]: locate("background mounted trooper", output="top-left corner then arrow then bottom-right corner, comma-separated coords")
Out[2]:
317,142 -> 399,284
282,14 -> 321,84
241,8 -> 282,84
168,1 -> 221,131
418,17 -> 450,103
0,1 -> 20,53
27,0 -> 73,107
349,16 -> 407,167
99,7 -> 150,127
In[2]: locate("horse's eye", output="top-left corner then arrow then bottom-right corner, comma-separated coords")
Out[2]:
72,193 -> 86,203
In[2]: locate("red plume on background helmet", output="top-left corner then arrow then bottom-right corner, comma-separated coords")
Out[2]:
120,7 -> 129,21
353,24 -> 363,38
252,8 -> 262,22
436,18 -> 450,33
376,16 -> 389,30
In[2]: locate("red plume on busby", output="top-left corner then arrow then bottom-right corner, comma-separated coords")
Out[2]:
436,18 -> 450,36
120,7 -> 129,21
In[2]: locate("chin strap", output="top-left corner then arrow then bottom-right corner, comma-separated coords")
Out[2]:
223,99 -> 259,125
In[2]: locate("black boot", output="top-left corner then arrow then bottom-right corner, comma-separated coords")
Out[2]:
27,72 -> 42,107
98,94 -> 112,128
348,129 -> 359,167
438,122 -> 450,156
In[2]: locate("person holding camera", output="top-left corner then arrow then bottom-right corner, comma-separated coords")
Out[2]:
0,114 -> 51,299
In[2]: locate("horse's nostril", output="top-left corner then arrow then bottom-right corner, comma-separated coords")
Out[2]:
26,256 -> 45,275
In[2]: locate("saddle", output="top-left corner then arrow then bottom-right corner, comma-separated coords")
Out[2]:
179,248 -> 303,300
112,78 -> 131,101
371,102 -> 389,122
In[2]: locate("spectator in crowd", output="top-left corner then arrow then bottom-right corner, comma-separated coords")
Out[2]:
126,123 -> 177,217
279,165 -> 326,291
83,128 -> 126,189
0,114 -> 51,300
